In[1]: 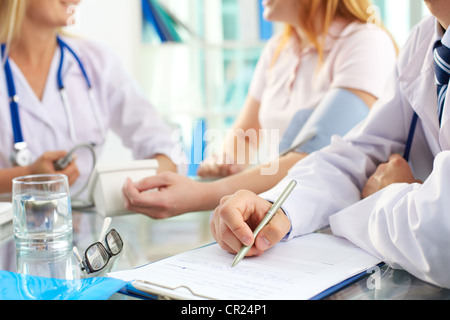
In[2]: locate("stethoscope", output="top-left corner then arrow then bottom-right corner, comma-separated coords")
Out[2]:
1,36 -> 106,167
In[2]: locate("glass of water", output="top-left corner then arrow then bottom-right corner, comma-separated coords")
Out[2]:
12,174 -> 73,253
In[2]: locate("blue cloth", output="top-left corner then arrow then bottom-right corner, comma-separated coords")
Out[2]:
279,89 -> 369,154
0,270 -> 127,300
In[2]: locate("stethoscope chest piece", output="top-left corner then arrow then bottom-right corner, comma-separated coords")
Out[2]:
11,142 -> 32,167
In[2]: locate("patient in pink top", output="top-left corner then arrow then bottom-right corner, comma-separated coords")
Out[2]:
197,0 -> 397,178
122,0 -> 398,219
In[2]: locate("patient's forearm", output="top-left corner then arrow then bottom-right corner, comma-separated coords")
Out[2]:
206,152 -> 307,209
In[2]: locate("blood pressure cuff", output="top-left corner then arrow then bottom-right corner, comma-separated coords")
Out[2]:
0,270 -> 127,300
279,89 -> 369,154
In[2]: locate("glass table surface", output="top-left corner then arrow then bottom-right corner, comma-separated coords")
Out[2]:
1,208 -> 449,300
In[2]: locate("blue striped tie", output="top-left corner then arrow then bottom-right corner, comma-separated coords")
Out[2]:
434,40 -> 450,126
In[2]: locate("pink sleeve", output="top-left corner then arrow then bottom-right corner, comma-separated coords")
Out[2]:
331,27 -> 397,98
248,35 -> 282,102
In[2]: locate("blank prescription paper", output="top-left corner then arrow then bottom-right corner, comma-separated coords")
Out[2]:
108,233 -> 381,300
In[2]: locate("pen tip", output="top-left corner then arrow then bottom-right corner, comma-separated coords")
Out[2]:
232,256 -> 244,268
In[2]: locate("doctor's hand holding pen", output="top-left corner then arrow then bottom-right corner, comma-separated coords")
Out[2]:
210,190 -> 291,257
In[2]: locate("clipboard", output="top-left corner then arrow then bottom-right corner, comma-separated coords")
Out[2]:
109,233 -> 382,300
126,263 -> 386,301
128,280 -> 214,300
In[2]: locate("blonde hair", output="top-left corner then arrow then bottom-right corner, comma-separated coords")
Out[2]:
0,0 -> 27,47
272,0 -> 397,65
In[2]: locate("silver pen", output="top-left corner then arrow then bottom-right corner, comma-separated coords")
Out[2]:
231,180 -> 297,267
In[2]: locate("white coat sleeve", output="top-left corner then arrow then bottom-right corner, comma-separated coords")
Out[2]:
262,66 -> 450,288
330,151 -> 450,289
261,16 -> 450,289
259,63 -> 409,237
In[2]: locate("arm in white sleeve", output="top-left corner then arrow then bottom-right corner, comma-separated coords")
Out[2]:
260,137 -> 371,238
330,151 -> 450,289
260,63 -> 408,238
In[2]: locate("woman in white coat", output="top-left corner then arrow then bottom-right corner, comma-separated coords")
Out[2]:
211,1 -> 450,289
0,0 -> 184,196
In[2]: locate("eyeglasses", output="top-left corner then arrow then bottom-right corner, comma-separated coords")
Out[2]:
73,218 -> 123,274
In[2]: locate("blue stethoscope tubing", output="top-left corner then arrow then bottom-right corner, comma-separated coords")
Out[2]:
1,43 -> 23,146
1,36 -> 105,166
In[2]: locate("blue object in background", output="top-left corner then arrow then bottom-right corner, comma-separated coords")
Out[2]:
278,109 -> 314,153
279,89 -> 369,154
0,270 -> 127,300
142,0 -> 166,41
142,0 -> 177,42
188,119 -> 206,176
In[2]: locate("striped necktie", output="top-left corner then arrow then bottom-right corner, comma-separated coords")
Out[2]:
434,40 -> 450,126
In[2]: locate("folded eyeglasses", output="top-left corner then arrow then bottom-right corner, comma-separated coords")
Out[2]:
73,218 -> 123,274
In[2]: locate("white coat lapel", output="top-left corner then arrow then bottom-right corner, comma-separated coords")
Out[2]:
398,38 -> 440,144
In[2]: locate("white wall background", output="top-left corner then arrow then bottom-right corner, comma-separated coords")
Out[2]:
72,0 -> 141,78
69,0 -> 142,163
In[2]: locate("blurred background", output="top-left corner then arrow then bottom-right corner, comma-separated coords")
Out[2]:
69,0 -> 430,170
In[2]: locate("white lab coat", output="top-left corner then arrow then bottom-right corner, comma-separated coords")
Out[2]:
0,36 -> 185,194
261,15 -> 450,288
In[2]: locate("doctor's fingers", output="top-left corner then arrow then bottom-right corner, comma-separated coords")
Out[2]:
214,224 -> 263,256
122,192 -> 167,219
29,151 -> 68,174
60,162 -> 80,186
123,178 -> 160,207
133,171 -> 178,192
211,202 -> 250,252
210,204 -> 263,256
211,208 -> 262,256
122,179 -> 176,219
212,190 -> 271,247
254,210 -> 291,252
42,150 -> 69,161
